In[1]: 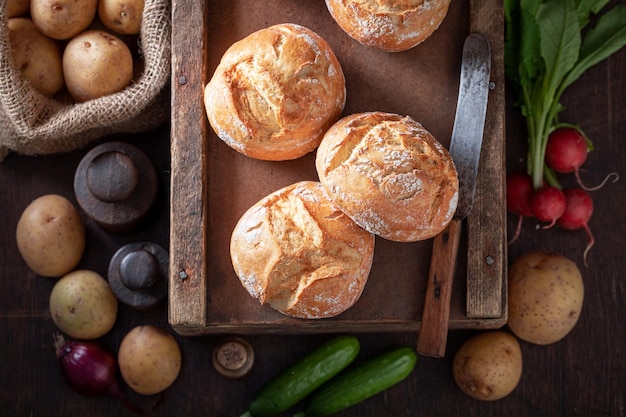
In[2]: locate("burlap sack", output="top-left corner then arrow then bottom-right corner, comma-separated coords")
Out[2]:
0,0 -> 171,161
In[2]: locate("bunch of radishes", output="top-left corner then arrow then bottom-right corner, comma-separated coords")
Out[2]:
507,126 -> 618,266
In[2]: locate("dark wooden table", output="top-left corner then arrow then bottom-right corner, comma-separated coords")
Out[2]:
2,19 -> 625,417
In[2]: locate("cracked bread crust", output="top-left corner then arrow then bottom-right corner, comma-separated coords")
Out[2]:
204,23 -> 346,161
230,181 -> 375,319
325,0 -> 451,52
316,112 -> 458,242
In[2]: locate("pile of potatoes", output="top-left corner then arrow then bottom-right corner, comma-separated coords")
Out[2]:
451,251 -> 584,401
15,194 -> 181,396
6,0 -> 144,102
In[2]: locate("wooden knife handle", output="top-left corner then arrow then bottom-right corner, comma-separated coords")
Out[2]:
417,217 -> 462,357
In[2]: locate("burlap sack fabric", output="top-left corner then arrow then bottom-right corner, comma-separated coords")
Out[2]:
0,0 -> 171,161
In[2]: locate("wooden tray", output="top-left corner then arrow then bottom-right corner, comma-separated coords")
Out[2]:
169,0 -> 507,335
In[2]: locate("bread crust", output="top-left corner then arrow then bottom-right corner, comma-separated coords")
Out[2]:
204,23 -> 346,161
325,0 -> 451,52
316,112 -> 458,242
230,181 -> 375,319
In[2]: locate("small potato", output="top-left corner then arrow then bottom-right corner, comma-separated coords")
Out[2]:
98,0 -> 145,35
16,194 -> 85,277
118,325 -> 182,395
6,0 -> 30,17
63,29 -> 134,102
30,0 -> 98,40
7,18 -> 64,97
49,269 -> 118,339
453,331 -> 523,401
508,251 -> 584,345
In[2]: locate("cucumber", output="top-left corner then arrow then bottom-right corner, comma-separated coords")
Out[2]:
294,346 -> 418,417
240,335 -> 360,417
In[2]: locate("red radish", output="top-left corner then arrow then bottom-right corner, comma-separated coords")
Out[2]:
506,171 -> 534,243
546,127 -> 619,191
557,188 -> 594,267
530,186 -> 566,228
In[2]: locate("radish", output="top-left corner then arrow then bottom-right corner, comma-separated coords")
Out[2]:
545,127 -> 619,191
529,186 -> 566,229
506,171 -> 534,243
557,188 -> 594,267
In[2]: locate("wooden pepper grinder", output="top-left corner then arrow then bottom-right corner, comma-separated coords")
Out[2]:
107,241 -> 168,311
74,141 -> 158,234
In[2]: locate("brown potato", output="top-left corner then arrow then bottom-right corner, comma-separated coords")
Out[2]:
49,270 -> 118,339
98,0 -> 145,35
7,18 -> 64,97
118,325 -> 182,395
453,331 -> 523,401
6,0 -> 30,17
508,251 -> 584,345
30,0 -> 98,40
16,194 -> 85,277
62,29 -> 134,102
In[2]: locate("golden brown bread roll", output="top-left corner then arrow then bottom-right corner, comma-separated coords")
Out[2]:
230,181 -> 375,319
324,0 -> 451,52
316,112 -> 458,242
204,23 -> 346,161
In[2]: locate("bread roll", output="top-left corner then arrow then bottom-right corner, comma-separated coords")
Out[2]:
230,181 -> 374,319
325,0 -> 451,52
204,23 -> 346,161
316,112 -> 458,242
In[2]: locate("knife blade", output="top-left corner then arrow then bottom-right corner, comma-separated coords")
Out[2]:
417,33 -> 491,358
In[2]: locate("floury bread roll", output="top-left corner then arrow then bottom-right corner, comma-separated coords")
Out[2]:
316,112 -> 458,242
204,23 -> 346,161
230,181 -> 375,319
324,0 -> 451,52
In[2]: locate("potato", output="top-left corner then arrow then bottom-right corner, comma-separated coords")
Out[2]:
98,0 -> 145,35
30,0 -> 98,40
6,0 -> 30,18
508,251 -> 584,345
49,269 -> 118,339
16,194 -> 85,277
7,18 -> 64,97
452,331 -> 523,401
62,29 -> 134,102
118,325 -> 182,395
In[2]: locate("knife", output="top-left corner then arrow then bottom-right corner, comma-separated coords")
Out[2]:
417,33 -> 491,358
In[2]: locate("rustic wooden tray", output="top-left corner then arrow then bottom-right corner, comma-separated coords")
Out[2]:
169,0 -> 507,336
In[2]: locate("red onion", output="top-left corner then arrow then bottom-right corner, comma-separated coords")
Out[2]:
53,333 -> 149,415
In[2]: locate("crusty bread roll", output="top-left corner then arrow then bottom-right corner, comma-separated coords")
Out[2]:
204,23 -> 346,161
230,181 -> 375,319
324,0 -> 451,52
316,112 -> 458,242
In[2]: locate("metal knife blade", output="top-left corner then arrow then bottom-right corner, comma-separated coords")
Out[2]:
450,33 -> 491,220
417,33 -> 491,358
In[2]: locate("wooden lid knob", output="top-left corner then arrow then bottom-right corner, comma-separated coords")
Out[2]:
107,241 -> 168,311
74,141 -> 158,234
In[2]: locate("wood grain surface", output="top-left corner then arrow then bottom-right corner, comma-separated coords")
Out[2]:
1,1 -> 625,416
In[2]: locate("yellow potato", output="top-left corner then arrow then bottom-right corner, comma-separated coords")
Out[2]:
16,194 -> 85,277
118,325 -> 182,395
30,0 -> 98,40
62,29 -> 134,102
508,251 -> 584,345
452,331 -> 523,401
6,0 -> 30,17
7,18 -> 64,97
98,0 -> 145,35
49,270 -> 118,339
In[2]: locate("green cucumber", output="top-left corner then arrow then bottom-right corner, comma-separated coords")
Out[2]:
240,335 -> 360,417
294,346 -> 418,417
